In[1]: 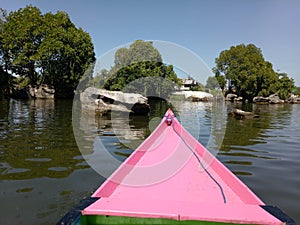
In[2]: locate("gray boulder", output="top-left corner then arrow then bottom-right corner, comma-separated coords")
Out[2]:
80,87 -> 150,115
229,108 -> 259,119
253,94 -> 284,104
268,94 -> 284,104
234,96 -> 243,102
286,94 -> 300,104
225,93 -> 238,101
253,96 -> 269,103
28,85 -> 55,99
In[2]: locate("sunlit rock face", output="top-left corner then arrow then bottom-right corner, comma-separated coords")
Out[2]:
80,87 -> 150,115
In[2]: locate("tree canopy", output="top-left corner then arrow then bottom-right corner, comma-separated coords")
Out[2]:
0,5 -> 95,98
213,44 -> 295,101
113,40 -> 162,70
0,8 -> 13,98
277,72 -> 295,100
206,76 -> 220,90
103,40 -> 179,97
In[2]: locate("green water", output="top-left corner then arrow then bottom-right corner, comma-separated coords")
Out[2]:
0,99 -> 299,224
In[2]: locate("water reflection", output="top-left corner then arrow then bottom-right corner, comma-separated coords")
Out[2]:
220,102 -> 294,176
73,100 -> 153,178
1,99 -> 295,181
0,99 -> 87,180
72,98 -> 228,181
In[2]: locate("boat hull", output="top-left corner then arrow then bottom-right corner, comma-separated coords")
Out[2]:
57,109 -> 295,225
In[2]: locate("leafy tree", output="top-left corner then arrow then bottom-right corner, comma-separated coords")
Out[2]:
127,40 -> 162,64
206,76 -> 219,90
123,76 -> 176,99
0,67 -> 12,98
215,75 -> 226,93
212,67 -> 226,92
38,11 -> 95,97
1,6 -> 45,85
213,44 -> 278,101
103,40 -> 179,97
0,6 -> 95,98
89,69 -> 109,89
114,47 -> 130,69
276,72 -> 295,100
296,87 -> 300,96
0,9 -> 16,99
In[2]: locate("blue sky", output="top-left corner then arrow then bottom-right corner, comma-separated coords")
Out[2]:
2,0 -> 300,85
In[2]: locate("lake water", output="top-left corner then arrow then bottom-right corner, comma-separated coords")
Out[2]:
0,99 -> 299,224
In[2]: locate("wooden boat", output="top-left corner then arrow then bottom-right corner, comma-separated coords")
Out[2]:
58,109 -> 295,225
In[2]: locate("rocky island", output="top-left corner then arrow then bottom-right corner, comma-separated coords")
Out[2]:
80,87 -> 150,115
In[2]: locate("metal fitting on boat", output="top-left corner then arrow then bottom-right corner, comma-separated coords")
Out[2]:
166,117 -> 172,126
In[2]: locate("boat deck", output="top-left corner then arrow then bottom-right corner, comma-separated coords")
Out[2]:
82,111 -> 282,224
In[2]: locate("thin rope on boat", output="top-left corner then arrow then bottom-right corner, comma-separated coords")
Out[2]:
165,115 -> 227,204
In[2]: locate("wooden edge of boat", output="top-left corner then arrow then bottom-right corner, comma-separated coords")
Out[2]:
57,200 -> 295,225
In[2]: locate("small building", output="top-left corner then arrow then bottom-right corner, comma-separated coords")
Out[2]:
180,78 -> 198,91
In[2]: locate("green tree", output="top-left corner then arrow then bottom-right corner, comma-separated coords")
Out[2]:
206,76 -> 219,90
114,48 -> 130,69
276,72 -> 295,100
0,8 -> 16,99
215,75 -> 226,93
89,69 -> 109,89
1,6 -> 43,85
127,40 -> 162,64
296,87 -> 300,96
0,6 -> 95,98
212,67 -> 226,92
213,44 -> 278,101
104,40 -> 179,96
39,11 -> 95,97
0,67 -> 12,98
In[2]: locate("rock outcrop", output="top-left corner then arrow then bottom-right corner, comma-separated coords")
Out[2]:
253,94 -> 284,104
268,94 -> 284,104
28,85 -> 55,99
80,87 -> 150,115
286,94 -> 300,104
172,91 -> 214,101
225,93 -> 238,101
229,108 -> 259,119
253,96 -> 269,104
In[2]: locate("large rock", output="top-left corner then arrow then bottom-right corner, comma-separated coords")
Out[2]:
268,94 -> 284,104
253,96 -> 269,104
80,87 -> 150,115
253,94 -> 284,104
286,94 -> 300,104
172,91 -> 213,101
28,85 -> 55,99
229,108 -> 259,119
234,96 -> 243,102
225,93 -> 237,101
